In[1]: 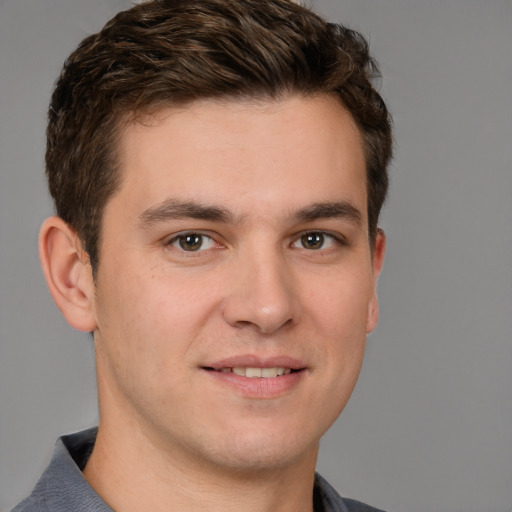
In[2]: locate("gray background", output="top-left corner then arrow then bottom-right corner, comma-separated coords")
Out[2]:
1,0 -> 511,511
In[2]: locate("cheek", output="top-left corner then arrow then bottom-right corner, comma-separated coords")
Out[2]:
93,272 -> 201,413
303,268 -> 372,411
96,264 -> 222,364
305,268 -> 373,338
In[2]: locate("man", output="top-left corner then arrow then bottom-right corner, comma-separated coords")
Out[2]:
13,0 -> 392,510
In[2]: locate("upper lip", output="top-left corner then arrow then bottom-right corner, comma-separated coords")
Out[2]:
203,355 -> 307,371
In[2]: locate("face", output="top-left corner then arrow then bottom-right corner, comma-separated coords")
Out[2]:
90,95 -> 384,473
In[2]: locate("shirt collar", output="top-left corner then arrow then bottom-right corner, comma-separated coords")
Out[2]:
20,427 -> 360,512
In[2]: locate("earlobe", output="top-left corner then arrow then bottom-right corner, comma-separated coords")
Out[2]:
39,216 -> 97,332
366,229 -> 386,334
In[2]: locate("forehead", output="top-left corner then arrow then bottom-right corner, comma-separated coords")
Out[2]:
113,94 -> 367,223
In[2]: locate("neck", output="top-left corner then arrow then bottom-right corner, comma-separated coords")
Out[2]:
83,421 -> 319,512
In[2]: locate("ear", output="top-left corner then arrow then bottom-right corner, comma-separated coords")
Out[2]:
39,216 -> 97,332
366,228 -> 386,334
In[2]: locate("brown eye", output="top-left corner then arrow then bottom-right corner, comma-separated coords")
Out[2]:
300,232 -> 325,250
179,234 -> 203,251
292,232 -> 341,251
168,233 -> 216,252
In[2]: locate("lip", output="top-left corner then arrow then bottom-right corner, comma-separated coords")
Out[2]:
203,355 -> 306,371
201,355 -> 307,399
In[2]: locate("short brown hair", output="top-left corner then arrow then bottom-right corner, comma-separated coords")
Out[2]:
46,0 -> 392,272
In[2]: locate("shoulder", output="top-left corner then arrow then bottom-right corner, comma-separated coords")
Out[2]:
11,494 -> 48,512
338,497 -> 387,512
10,428 -> 112,512
314,473 -> 387,512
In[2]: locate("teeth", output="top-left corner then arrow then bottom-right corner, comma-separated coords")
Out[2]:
226,367 -> 291,378
261,367 -> 278,378
246,367 -> 262,378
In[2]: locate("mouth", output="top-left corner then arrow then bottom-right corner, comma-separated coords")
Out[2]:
201,358 -> 306,397
202,366 -> 299,378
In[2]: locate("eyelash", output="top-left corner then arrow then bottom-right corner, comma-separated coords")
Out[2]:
166,232 -> 218,253
165,230 -> 347,255
291,230 -> 347,251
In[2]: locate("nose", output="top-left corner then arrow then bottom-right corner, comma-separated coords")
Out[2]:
222,247 -> 301,334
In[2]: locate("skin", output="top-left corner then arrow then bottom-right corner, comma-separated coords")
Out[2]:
40,94 -> 385,512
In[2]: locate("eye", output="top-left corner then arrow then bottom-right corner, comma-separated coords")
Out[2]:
168,233 -> 217,252
291,231 -> 340,251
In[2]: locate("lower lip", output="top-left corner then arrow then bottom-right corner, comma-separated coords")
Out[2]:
203,369 -> 305,398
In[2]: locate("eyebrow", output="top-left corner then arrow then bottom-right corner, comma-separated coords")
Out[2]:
138,198 -> 363,229
294,201 -> 363,226
138,199 -> 236,228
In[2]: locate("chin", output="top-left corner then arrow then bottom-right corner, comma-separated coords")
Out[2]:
190,426 -> 319,474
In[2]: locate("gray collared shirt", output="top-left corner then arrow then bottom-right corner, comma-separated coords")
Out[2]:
12,428 -> 386,512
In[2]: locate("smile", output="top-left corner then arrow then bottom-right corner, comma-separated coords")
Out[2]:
202,356 -> 306,393
202,361 -> 305,398
216,367 -> 293,378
